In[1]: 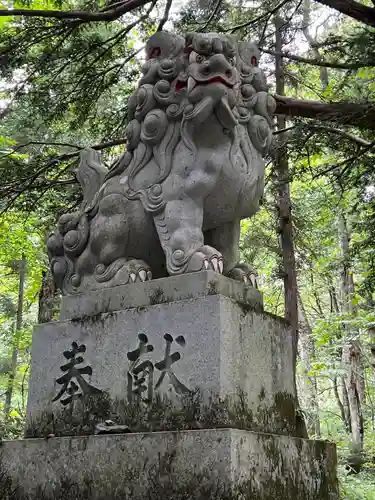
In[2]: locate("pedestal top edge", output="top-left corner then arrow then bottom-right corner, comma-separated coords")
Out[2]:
59,271 -> 263,321
1,426 -> 336,448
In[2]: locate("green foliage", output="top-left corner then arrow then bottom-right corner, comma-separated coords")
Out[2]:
339,469 -> 375,500
0,212 -> 47,436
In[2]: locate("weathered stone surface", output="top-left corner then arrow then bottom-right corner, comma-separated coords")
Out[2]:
26,273 -> 294,436
0,429 -> 338,500
60,270 -> 263,320
47,31 -> 276,295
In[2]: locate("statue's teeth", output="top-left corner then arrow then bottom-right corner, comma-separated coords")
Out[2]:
243,276 -> 249,285
249,273 -> 256,287
218,259 -> 224,274
187,77 -> 196,92
139,270 -> 147,282
211,257 -> 218,272
204,259 -> 209,270
130,273 -> 137,282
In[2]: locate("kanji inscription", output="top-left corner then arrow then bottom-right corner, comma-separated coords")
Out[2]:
127,332 -> 191,404
53,341 -> 102,406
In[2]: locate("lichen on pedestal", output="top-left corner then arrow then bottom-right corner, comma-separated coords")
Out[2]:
25,388 -> 298,438
0,428 -> 339,500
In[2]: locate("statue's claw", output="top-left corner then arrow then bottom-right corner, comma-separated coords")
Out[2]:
125,261 -> 152,283
185,245 -> 223,274
139,269 -> 147,282
94,258 -> 152,286
227,264 -> 258,288
129,268 -> 151,283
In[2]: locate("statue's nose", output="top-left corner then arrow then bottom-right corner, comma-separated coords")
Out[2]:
205,53 -> 233,77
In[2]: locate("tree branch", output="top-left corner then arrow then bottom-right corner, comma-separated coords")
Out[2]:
156,0 -> 173,31
307,124 -> 372,146
50,138 -> 129,161
0,0 -> 152,22
314,0 -> 375,28
262,48 -> 374,71
226,0 -> 292,33
274,95 -> 375,130
275,123 -> 372,146
197,0 -> 223,31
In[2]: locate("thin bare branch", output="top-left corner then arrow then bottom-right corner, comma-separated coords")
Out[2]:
157,0 -> 173,31
308,124 -> 372,146
12,141 -> 82,150
0,0 -> 153,22
226,0 -> 292,33
274,123 -> 372,146
261,48 -> 373,70
197,0 -> 223,31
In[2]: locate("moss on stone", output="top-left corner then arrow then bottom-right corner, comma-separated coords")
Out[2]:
207,280 -> 218,295
149,287 -> 169,305
0,448 -> 339,500
70,312 -> 102,324
273,391 -> 296,429
259,387 -> 266,402
3,390 -> 338,500
25,389 -> 298,439
252,434 -> 339,500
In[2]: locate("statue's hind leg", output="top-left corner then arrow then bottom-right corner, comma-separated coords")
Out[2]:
204,219 -> 258,287
75,194 -> 156,290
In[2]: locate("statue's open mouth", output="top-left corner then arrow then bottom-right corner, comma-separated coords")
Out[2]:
187,76 -> 234,92
175,76 -> 234,94
175,79 -> 187,93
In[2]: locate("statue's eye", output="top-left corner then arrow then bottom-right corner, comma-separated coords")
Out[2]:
150,47 -> 161,58
189,51 -> 205,64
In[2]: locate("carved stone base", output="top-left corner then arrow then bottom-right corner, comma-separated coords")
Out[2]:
26,272 -> 296,436
0,429 -> 338,500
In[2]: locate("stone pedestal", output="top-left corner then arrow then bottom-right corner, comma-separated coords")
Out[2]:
26,271 -> 295,436
0,429 -> 338,500
0,271 -> 338,499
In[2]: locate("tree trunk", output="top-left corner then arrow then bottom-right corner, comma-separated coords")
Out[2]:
342,344 -> 364,446
3,256 -> 26,421
369,326 -> 375,376
333,375 -> 351,432
275,17 -> 299,377
274,15 -> 307,438
336,191 -> 364,468
38,269 -> 59,323
341,375 -> 352,432
298,292 -> 321,437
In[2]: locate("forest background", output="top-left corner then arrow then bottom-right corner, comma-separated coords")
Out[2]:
0,0 -> 375,497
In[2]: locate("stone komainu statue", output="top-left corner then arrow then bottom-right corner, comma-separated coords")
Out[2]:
47,31 -> 276,295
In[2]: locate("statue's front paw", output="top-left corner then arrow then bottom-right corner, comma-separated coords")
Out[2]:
227,264 -> 258,287
95,258 -> 152,286
185,245 -> 224,274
